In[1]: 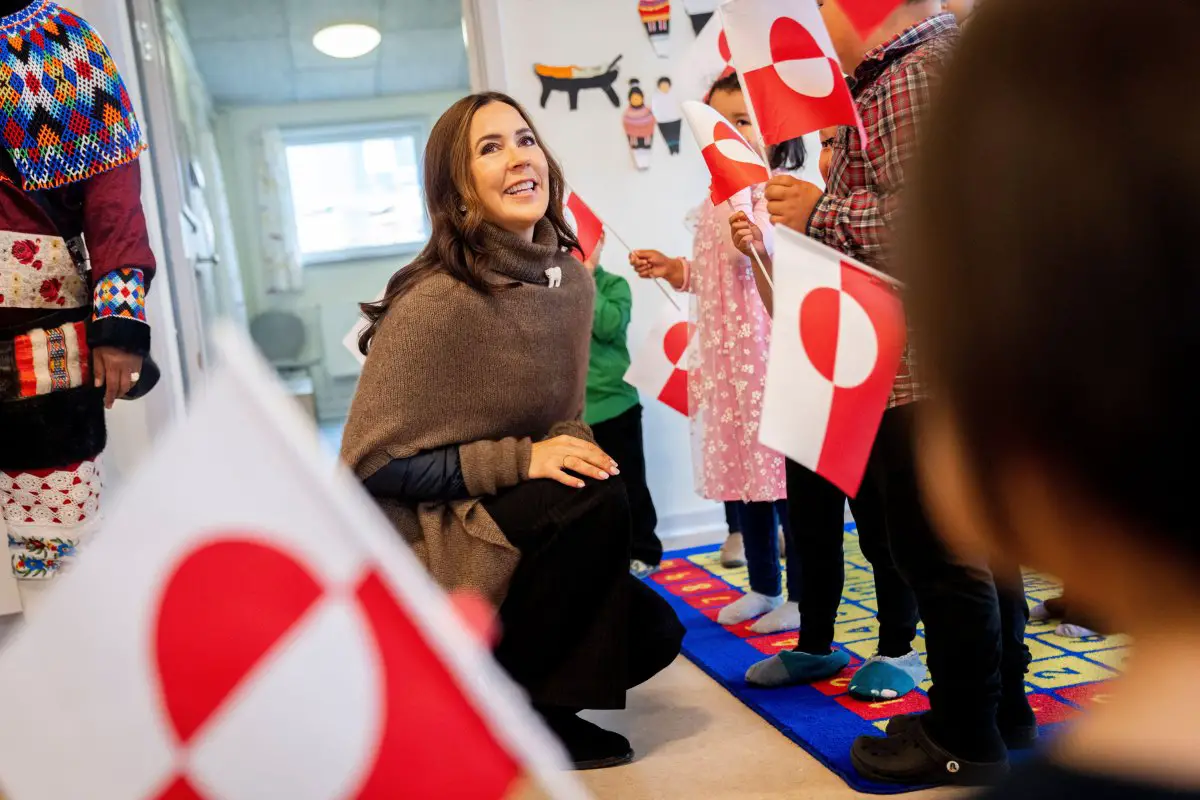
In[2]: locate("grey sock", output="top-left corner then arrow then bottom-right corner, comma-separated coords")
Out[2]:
745,655 -> 794,687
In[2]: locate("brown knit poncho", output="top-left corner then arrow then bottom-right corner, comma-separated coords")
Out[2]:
340,219 -> 595,604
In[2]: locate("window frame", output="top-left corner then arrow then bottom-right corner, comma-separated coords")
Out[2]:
281,119 -> 430,267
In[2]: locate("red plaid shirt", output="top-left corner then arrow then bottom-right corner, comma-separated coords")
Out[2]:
807,13 -> 959,407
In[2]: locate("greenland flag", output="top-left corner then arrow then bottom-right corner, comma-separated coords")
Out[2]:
682,100 -> 769,206
626,304 -> 694,416
0,327 -> 584,800
720,0 -> 862,145
678,12 -> 735,101
837,0 -> 905,38
760,227 -> 905,496
564,189 -> 605,262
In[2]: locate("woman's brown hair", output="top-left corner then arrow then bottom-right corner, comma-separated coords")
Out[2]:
357,92 -> 579,354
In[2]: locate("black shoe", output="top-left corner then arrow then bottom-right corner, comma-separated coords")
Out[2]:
854,714 -> 1009,786
542,711 -> 634,770
996,703 -> 1039,750
886,711 -> 1039,751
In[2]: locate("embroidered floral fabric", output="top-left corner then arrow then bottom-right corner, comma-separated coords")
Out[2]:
685,189 -> 787,503
0,231 -> 85,310
1,460 -> 100,580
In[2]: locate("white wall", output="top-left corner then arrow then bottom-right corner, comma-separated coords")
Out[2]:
485,0 -> 725,536
215,91 -> 465,420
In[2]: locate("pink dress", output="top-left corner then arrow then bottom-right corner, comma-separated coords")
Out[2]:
682,186 -> 787,503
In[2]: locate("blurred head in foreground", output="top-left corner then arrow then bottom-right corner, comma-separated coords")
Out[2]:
906,0 -> 1200,643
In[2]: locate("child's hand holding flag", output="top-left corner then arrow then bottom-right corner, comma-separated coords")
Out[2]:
730,211 -> 776,313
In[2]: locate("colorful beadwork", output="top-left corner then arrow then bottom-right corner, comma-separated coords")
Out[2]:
2,318 -> 89,398
93,266 -> 145,322
0,0 -> 147,191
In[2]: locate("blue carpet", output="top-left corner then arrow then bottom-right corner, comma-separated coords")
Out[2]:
644,524 -> 1128,794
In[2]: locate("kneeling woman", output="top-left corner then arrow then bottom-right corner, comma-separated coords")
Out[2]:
341,92 -> 683,770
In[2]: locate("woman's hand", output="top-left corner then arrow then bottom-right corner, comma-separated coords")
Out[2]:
582,231 -> 606,273
730,211 -> 765,258
529,435 -> 620,489
629,249 -> 686,289
93,346 -> 144,409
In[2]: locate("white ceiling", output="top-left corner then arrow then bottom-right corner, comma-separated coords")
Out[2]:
176,0 -> 469,106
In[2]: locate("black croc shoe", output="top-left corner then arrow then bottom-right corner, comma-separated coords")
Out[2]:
886,711 -> 1039,751
853,714 -> 1009,786
545,712 -> 634,771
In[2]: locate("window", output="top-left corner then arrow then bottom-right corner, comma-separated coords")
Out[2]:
283,122 -> 427,265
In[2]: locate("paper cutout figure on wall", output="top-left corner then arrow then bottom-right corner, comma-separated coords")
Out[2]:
534,55 -> 623,110
652,77 -> 683,155
639,0 -> 671,58
623,79 -> 657,171
678,13 -> 735,101
683,0 -> 720,34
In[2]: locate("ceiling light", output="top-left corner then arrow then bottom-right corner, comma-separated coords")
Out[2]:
313,23 -> 382,59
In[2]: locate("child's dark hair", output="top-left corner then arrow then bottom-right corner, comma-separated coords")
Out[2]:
706,72 -> 806,172
628,78 -> 644,103
904,0 -> 1200,560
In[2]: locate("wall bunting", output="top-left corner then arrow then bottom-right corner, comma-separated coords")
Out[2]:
651,76 -> 682,155
682,0 -> 719,35
533,55 -> 623,110
623,79 -> 656,171
638,0 -> 671,58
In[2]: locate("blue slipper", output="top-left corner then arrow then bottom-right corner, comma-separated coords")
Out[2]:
745,648 -> 851,688
849,651 -> 926,700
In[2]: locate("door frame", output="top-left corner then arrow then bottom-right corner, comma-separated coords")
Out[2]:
461,0 -> 508,92
126,0 -> 210,395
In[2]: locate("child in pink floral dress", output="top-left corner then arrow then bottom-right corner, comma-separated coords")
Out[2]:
630,73 -> 806,634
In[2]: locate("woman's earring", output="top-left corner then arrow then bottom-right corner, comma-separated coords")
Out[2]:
459,204 -> 467,213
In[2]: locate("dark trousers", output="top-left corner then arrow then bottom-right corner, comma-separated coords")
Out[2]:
724,501 -> 741,533
867,404 -> 1031,758
591,404 -> 662,565
485,477 -> 684,711
787,451 -> 920,657
735,499 -> 798,599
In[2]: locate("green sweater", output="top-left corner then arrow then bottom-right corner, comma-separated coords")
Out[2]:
584,266 -> 641,425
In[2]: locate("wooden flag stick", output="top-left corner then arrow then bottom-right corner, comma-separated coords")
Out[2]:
566,183 -> 681,311
726,199 -> 774,291
600,224 -> 681,311
749,246 -> 774,291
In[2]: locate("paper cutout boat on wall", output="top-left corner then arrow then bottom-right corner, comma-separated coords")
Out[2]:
534,55 -> 624,111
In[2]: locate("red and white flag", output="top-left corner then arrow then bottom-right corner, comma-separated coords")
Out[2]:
836,0 -> 904,39
760,226 -> 906,496
719,0 -> 862,145
563,189 -> 605,262
677,12 -> 735,101
0,328 -> 584,800
681,99 -> 769,206
625,305 -> 694,416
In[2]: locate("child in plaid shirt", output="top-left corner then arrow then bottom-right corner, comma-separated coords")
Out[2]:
739,0 -> 1033,787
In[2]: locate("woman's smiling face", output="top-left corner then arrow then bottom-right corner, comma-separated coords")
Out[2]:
468,101 -> 550,240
